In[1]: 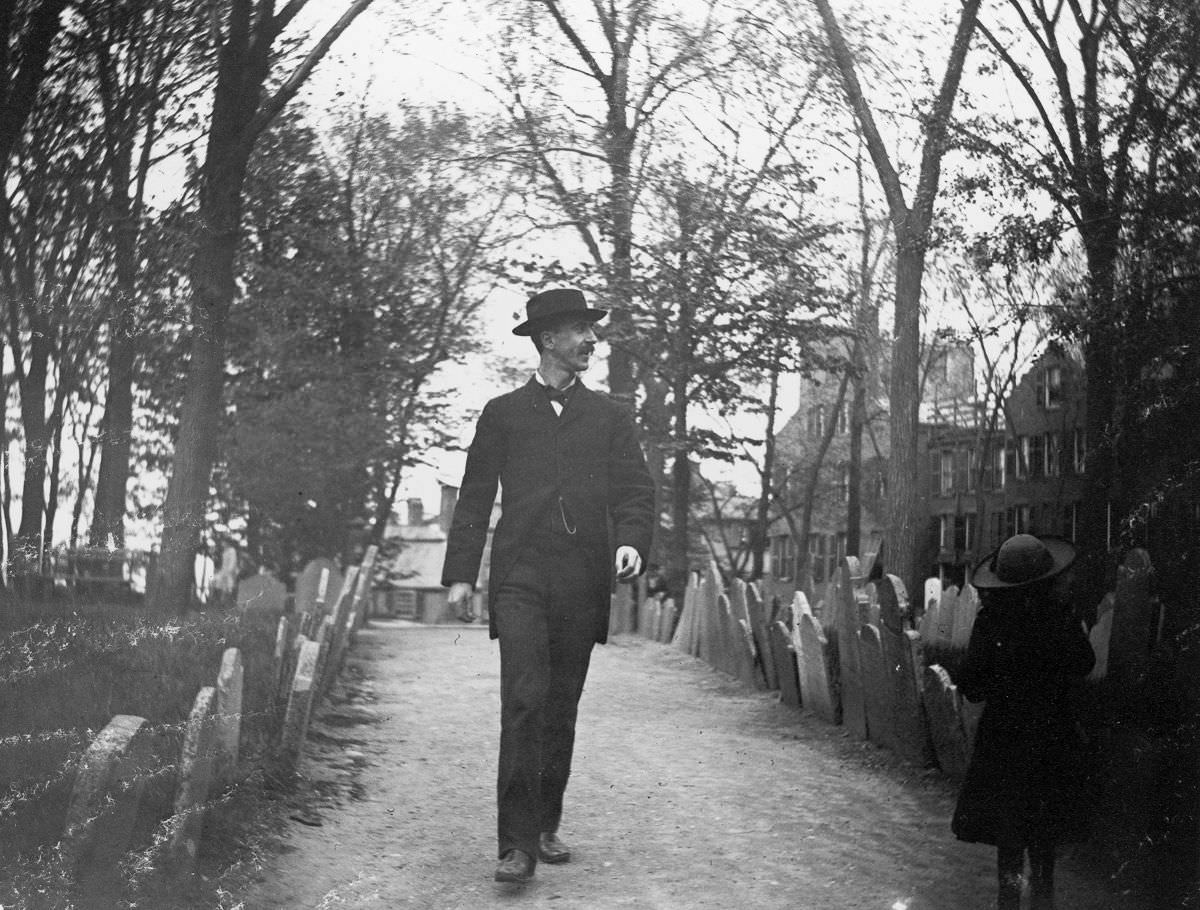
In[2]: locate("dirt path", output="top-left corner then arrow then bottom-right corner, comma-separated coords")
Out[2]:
236,622 -> 1149,910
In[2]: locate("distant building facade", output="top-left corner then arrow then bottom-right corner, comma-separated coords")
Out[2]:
767,343 -> 1086,590
922,347 -> 1086,586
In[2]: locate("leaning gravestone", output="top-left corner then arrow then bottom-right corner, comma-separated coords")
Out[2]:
833,562 -> 868,739
770,620 -> 801,708
641,598 -> 661,640
214,648 -> 243,785
858,622 -> 895,751
281,639 -> 321,766
63,714 -> 154,899
935,585 -> 960,649
950,584 -> 980,650
799,612 -> 839,723
728,581 -> 762,688
745,583 -> 775,690
658,598 -> 677,643
1108,548 -> 1154,685
237,572 -> 286,614
922,664 -> 970,778
170,687 -> 217,874
1087,593 -> 1116,683
878,575 -> 932,766
294,558 -> 343,618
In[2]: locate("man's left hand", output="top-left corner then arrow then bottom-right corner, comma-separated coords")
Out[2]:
615,546 -> 642,581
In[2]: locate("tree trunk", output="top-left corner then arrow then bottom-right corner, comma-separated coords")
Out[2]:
753,362 -> 781,579
847,364 -> 865,556
89,339 -> 135,547
14,331 -> 52,574
606,135 -> 637,400
885,243 -> 925,588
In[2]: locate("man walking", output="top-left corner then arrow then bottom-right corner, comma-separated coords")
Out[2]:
442,287 -> 655,885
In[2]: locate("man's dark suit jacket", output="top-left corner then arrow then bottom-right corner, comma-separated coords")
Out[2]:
441,378 -> 655,643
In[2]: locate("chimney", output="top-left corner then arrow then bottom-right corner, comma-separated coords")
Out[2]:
406,498 -> 424,526
440,484 -> 458,533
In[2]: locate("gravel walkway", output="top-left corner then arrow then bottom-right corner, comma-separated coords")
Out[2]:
236,622 -> 1151,910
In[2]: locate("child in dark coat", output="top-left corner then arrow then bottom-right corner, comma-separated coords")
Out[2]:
952,534 -> 1095,910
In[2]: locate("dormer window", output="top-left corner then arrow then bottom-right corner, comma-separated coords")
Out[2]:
1037,365 -> 1063,409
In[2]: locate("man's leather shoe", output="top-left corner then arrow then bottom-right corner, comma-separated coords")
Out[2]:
538,832 -> 571,864
494,849 -> 535,884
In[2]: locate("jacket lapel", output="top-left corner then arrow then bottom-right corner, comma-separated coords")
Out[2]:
521,377 -> 560,424
558,380 -> 595,430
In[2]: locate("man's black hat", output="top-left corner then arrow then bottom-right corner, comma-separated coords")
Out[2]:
512,288 -> 608,336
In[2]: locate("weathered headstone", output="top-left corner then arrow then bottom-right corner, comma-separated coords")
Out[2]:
1108,549 -> 1155,684
671,571 -> 699,653
878,575 -> 933,766
641,598 -> 661,640
770,620 -> 801,708
63,714 -> 153,897
658,598 -> 677,643
799,613 -> 839,723
214,648 -> 243,784
745,583 -> 775,690
281,639 -> 321,765
170,687 -> 217,874
311,615 -> 337,701
728,580 -> 762,687
833,561 -> 867,738
294,558 -> 343,617
347,544 -> 378,634
236,572 -> 286,614
922,664 -> 970,778
1087,593 -> 1116,683
950,584 -> 980,650
936,585 -> 960,649
694,562 -> 721,666
858,622 -> 895,751
272,615 -> 291,704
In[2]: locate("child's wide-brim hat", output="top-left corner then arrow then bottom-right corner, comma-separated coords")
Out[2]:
513,288 -> 608,336
971,533 -> 1077,589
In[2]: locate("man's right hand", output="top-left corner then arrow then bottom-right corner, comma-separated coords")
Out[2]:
448,582 -> 476,623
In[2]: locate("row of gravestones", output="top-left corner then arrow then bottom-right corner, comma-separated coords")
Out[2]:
55,546 -> 378,898
638,596 -> 679,646
665,550 -> 1153,781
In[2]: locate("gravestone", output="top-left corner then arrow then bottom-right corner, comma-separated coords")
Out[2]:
63,714 -> 153,897
694,563 -> 722,667
799,613 -> 839,723
728,581 -> 762,687
347,544 -> 378,633
281,639 -> 321,765
936,585 -> 960,649
745,583 -> 775,689
923,577 -> 942,619
950,584 -> 980,650
170,686 -> 217,874
671,572 -> 698,653
833,561 -> 868,738
858,623 -> 895,751
311,616 -> 336,701
878,575 -> 932,766
294,558 -> 343,617
1087,593 -> 1116,683
236,572 -> 286,614
922,664 -> 970,778
1109,549 -> 1155,685
215,648 -> 243,785
658,599 -> 677,644
642,598 -> 661,640
610,584 -> 634,636
770,620 -> 801,708
271,616 -> 290,705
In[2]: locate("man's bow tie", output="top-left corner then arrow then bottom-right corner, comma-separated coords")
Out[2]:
545,385 -> 572,405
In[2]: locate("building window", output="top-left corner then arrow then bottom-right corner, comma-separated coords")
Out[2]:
1016,436 -> 1031,479
809,533 -> 830,584
1014,504 -> 1031,534
1029,434 -> 1045,479
771,535 -> 795,580
836,401 -> 849,434
939,514 -> 953,549
966,448 -> 978,492
807,404 -> 825,438
1045,432 -> 1061,477
1037,365 -> 1064,409
1004,441 -> 1017,484
940,450 -> 955,494
1061,503 -> 1078,542
1073,429 -> 1087,473
837,462 -> 850,502
963,513 -> 977,552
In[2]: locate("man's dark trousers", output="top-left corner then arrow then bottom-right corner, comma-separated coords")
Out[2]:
493,540 -> 597,861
